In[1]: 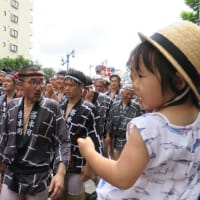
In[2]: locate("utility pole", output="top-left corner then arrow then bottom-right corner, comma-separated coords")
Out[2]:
61,49 -> 75,70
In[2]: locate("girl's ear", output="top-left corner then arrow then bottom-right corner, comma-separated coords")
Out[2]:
174,72 -> 187,90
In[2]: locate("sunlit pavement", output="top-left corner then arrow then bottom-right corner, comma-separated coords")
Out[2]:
85,179 -> 96,194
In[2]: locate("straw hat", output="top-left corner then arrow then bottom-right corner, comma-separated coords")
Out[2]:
138,21 -> 200,100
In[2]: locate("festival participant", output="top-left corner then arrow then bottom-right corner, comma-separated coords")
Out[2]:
0,72 -> 17,191
0,70 -> 6,96
105,74 -> 121,101
94,78 -> 109,93
83,75 -> 113,159
55,70 -> 67,103
0,73 -> 17,121
0,64 -> 71,200
60,69 -> 103,200
105,84 -> 142,160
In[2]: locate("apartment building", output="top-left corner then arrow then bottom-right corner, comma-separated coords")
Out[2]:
0,0 -> 33,60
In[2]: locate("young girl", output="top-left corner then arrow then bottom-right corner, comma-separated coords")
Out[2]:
77,21 -> 200,199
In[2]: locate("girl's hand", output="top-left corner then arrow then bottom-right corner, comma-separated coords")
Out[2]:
80,163 -> 96,182
77,137 -> 95,157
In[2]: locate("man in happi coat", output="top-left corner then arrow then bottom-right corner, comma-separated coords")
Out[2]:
0,64 -> 71,200
60,68 -> 103,200
106,84 -> 142,160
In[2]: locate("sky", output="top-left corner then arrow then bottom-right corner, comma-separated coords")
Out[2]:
31,0 -> 189,76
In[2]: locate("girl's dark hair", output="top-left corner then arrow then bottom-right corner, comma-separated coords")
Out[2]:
127,41 -> 199,107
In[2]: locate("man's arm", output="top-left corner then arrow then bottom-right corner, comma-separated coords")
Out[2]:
48,162 -> 66,200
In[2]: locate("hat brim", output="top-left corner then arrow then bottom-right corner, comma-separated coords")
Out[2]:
138,32 -> 200,100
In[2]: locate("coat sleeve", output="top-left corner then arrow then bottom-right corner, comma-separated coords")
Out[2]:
52,103 -> 71,172
86,105 -> 104,155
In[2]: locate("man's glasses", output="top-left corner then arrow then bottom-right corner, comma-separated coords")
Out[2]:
22,79 -> 46,87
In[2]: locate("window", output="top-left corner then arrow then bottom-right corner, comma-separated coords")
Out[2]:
10,13 -> 18,23
10,43 -> 18,52
10,28 -> 18,38
3,42 -> 6,47
3,26 -> 6,31
11,0 -> 19,9
4,11 -> 6,16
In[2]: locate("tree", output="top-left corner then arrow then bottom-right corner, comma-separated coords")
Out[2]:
42,67 -> 56,79
181,0 -> 200,24
0,56 -> 30,72
0,56 -> 55,79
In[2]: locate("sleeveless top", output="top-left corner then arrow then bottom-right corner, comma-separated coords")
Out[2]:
96,112 -> 200,200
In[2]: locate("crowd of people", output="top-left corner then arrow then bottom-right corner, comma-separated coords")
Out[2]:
0,20 -> 200,200
0,60 -> 142,200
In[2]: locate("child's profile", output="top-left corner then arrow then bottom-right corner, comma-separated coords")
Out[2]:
78,21 -> 200,200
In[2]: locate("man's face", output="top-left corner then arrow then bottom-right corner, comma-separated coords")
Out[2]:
121,89 -> 134,103
64,78 -> 82,99
21,75 -> 45,103
2,76 -> 15,93
0,73 -> 5,86
94,80 -> 104,93
56,75 -> 65,90
110,77 -> 120,90
49,78 -> 57,89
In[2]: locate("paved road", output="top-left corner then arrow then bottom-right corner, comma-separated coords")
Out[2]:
47,181 -> 96,199
85,179 -> 96,194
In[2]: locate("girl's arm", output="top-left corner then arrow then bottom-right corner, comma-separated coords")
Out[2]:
77,126 -> 149,189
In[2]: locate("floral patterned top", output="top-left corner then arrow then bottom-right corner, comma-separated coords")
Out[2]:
96,112 -> 200,200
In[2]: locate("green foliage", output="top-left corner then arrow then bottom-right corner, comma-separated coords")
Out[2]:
181,0 -> 200,24
184,0 -> 199,9
42,67 -> 55,79
0,56 -> 55,78
0,56 -> 30,72
181,11 -> 198,23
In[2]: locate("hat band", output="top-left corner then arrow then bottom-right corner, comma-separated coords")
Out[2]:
151,33 -> 199,88
162,86 -> 190,107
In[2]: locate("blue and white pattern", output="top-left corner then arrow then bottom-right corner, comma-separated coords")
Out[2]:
0,97 -> 71,194
97,112 -> 200,199
61,98 -> 104,174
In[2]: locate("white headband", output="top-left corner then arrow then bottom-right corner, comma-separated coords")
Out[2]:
64,75 -> 84,84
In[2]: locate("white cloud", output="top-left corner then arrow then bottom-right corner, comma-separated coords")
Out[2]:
31,0 -> 189,75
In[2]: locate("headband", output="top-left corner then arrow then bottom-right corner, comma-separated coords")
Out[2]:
0,71 -> 6,74
64,75 -> 84,84
85,84 -> 93,88
18,71 -> 44,77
